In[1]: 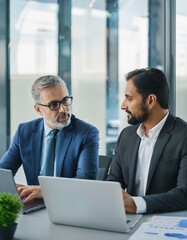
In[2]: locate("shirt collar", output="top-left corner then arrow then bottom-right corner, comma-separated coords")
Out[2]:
137,112 -> 169,139
44,123 -> 53,137
43,122 -> 64,137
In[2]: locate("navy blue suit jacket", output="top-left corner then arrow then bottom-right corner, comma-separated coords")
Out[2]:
0,115 -> 99,185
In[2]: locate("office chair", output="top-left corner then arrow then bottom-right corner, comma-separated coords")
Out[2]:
97,155 -> 112,181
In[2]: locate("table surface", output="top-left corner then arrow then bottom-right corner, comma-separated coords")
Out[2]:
14,208 -> 187,240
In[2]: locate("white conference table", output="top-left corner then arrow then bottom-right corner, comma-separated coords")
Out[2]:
14,208 -> 187,240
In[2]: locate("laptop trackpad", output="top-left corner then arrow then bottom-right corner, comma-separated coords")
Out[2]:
126,214 -> 142,229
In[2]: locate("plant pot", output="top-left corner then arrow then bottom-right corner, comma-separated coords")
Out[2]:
0,223 -> 17,240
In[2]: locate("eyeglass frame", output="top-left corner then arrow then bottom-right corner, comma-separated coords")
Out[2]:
37,96 -> 73,111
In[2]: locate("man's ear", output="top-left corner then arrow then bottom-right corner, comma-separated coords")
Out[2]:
147,94 -> 156,108
34,104 -> 43,116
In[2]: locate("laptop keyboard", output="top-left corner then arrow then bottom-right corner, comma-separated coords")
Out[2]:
22,198 -> 45,213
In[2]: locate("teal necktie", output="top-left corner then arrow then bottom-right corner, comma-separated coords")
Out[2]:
44,129 -> 59,176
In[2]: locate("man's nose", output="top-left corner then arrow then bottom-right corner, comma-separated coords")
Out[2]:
121,99 -> 127,110
58,103 -> 68,112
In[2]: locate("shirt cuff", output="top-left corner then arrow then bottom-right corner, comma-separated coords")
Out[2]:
132,196 -> 147,214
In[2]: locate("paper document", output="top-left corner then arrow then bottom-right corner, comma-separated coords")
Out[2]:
130,215 -> 187,240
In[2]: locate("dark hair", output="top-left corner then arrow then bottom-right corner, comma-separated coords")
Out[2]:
126,68 -> 170,109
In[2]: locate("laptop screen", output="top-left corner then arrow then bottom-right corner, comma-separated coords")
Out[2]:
0,168 -> 45,214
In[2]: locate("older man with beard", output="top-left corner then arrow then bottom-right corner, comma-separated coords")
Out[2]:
0,75 -> 99,203
107,68 -> 187,214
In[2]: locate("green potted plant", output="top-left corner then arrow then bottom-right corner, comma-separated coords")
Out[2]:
0,192 -> 23,240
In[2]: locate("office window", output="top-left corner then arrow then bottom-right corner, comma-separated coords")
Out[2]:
71,0 -> 148,155
176,0 -> 187,120
10,0 -> 58,136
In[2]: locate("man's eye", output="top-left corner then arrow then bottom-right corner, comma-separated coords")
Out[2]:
126,97 -> 132,102
50,102 -> 59,108
62,99 -> 67,104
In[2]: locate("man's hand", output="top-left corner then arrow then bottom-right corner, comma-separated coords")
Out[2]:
17,185 -> 43,203
122,189 -> 137,213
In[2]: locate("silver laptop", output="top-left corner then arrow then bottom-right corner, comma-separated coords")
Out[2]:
0,168 -> 45,214
38,176 -> 142,233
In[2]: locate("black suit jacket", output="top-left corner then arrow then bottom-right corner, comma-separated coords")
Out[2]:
107,114 -> 187,213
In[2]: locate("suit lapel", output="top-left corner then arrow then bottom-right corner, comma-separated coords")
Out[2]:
146,114 -> 175,192
55,126 -> 73,176
31,121 -> 44,179
128,135 -> 141,194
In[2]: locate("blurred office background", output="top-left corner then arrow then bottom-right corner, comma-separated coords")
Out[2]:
0,0 -> 187,162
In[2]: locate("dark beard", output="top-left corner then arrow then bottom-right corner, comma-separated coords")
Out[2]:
126,104 -> 149,125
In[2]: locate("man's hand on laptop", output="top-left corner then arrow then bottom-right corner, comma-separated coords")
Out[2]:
17,184 -> 43,203
122,189 -> 137,214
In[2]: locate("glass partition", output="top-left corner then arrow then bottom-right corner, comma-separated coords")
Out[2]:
10,0 -> 58,135
71,0 -> 148,155
10,0 -> 58,183
176,0 -> 187,121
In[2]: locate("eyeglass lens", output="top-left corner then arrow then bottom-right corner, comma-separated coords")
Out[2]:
49,97 -> 72,111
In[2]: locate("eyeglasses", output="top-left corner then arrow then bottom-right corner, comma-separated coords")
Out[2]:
38,96 -> 73,111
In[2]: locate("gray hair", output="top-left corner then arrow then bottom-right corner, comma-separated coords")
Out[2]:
31,75 -> 69,103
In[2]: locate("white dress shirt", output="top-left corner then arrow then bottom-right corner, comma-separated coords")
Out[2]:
133,112 -> 169,213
